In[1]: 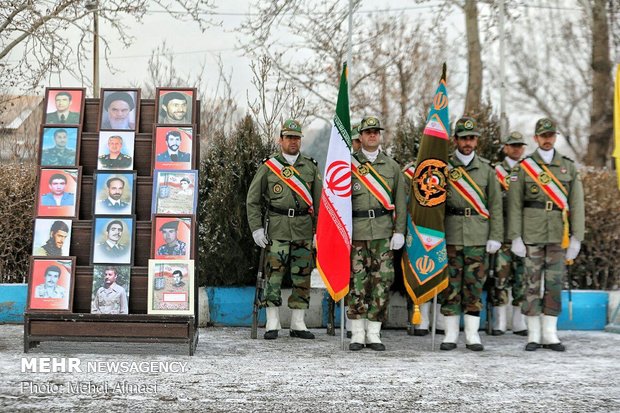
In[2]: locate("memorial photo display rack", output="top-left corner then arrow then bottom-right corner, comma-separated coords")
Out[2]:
25,90 -> 201,355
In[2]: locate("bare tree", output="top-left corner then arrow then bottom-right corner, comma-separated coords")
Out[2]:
0,0 -> 217,92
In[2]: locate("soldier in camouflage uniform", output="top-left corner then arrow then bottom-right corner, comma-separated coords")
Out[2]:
440,117 -> 503,352
348,116 -> 406,351
489,131 -> 528,336
507,118 -> 585,352
157,220 -> 187,257
246,119 -> 322,340
41,128 -> 77,166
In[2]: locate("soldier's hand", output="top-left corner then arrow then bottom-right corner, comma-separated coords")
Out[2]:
252,228 -> 269,249
486,240 -> 502,254
565,236 -> 581,260
390,233 -> 405,250
510,237 -> 526,258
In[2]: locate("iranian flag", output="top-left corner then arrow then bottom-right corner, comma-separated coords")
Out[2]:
315,63 -> 352,301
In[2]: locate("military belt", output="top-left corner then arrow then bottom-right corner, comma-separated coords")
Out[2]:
524,200 -> 562,211
352,208 -> 391,219
268,205 -> 310,217
446,206 -> 479,217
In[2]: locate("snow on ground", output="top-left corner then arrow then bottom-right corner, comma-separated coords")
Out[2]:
0,325 -> 618,412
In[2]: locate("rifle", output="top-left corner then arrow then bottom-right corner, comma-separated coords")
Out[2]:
485,253 -> 497,335
251,218 -> 270,339
566,259 -> 574,320
326,296 -> 336,336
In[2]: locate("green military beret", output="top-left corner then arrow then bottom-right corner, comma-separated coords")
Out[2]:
454,116 -> 480,137
159,220 -> 179,231
281,119 -> 303,137
534,118 -> 556,135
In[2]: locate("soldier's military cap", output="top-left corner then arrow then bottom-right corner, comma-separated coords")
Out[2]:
504,131 -> 526,146
281,119 -> 303,137
359,116 -> 384,132
159,220 -> 179,231
454,116 -> 480,137
534,118 -> 556,135
351,124 -> 360,140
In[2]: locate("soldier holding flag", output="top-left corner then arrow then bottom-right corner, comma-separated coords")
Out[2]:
507,118 -> 585,352
440,117 -> 503,352
348,116 -> 406,351
246,119 -> 322,340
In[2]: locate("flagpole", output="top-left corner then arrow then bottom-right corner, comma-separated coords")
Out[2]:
431,294 -> 438,352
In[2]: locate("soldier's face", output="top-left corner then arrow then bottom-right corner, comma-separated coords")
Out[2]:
45,270 -> 60,287
360,129 -> 381,151
163,99 -> 187,121
55,95 -> 71,111
166,134 -> 181,151
104,270 -> 117,286
108,138 -> 123,155
108,100 -> 131,122
49,179 -> 66,195
180,181 -> 190,191
108,180 -> 124,200
503,144 -> 526,161
173,273 -> 182,284
454,135 -> 478,155
162,228 -> 178,244
107,224 -> 123,242
280,135 -> 301,155
534,132 -> 556,150
52,230 -> 68,248
54,132 -> 68,148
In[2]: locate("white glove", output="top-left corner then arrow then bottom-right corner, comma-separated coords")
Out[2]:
486,240 -> 502,254
252,228 -> 269,248
511,237 -> 526,258
390,233 -> 405,250
565,236 -> 581,261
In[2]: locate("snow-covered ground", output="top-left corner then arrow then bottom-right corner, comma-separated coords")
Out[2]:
1,325 -> 618,412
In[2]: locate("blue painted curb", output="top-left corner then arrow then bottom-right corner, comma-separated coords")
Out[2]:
207,286 -> 265,327
0,284 -> 27,324
558,290 -> 608,330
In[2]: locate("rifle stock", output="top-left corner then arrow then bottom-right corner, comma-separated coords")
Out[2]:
251,218 -> 270,339
485,253 -> 497,335
326,297 -> 335,336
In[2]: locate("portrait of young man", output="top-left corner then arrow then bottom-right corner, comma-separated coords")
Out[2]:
44,89 -> 84,125
156,89 -> 194,124
32,219 -> 72,257
28,258 -> 74,311
39,127 -> 79,167
91,217 -> 134,265
93,172 -> 135,215
152,216 -> 192,259
91,265 -> 130,315
36,168 -> 80,218
154,127 -> 193,170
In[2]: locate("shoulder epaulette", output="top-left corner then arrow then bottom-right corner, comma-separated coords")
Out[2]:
304,155 -> 318,166
562,155 -> 575,163
478,156 -> 491,164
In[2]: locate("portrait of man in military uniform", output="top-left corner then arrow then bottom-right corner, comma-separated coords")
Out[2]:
147,260 -> 194,315
93,172 -> 135,215
152,217 -> 192,260
32,219 -> 72,257
91,265 -> 130,315
154,127 -> 193,170
92,217 -> 134,265
44,89 -> 83,125
28,258 -> 74,311
39,127 -> 79,167
152,171 -> 198,215
97,131 -> 135,170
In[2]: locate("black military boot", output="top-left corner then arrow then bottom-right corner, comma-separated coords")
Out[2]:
290,330 -> 315,339
525,342 -> 541,351
264,330 -> 278,340
542,343 -> 566,352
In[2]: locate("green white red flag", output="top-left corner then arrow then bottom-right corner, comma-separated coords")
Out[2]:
315,63 -> 352,301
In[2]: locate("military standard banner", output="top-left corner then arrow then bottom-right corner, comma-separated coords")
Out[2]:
402,64 -> 450,323
315,63 -> 352,301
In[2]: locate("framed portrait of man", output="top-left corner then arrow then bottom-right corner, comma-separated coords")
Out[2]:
147,259 -> 194,315
93,171 -> 136,216
152,126 -> 195,171
90,264 -> 131,315
151,170 -> 198,215
97,131 -> 135,170
151,215 -> 193,260
43,88 -> 85,126
155,88 -> 196,125
32,218 -> 72,257
91,216 -> 135,265
38,126 -> 80,167
35,168 -> 81,218
98,88 -> 140,131
27,257 -> 75,312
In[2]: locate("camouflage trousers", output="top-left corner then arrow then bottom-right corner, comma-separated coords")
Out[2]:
347,239 -> 394,322
522,243 -> 565,316
264,239 -> 313,310
490,244 -> 526,307
441,245 -> 486,316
